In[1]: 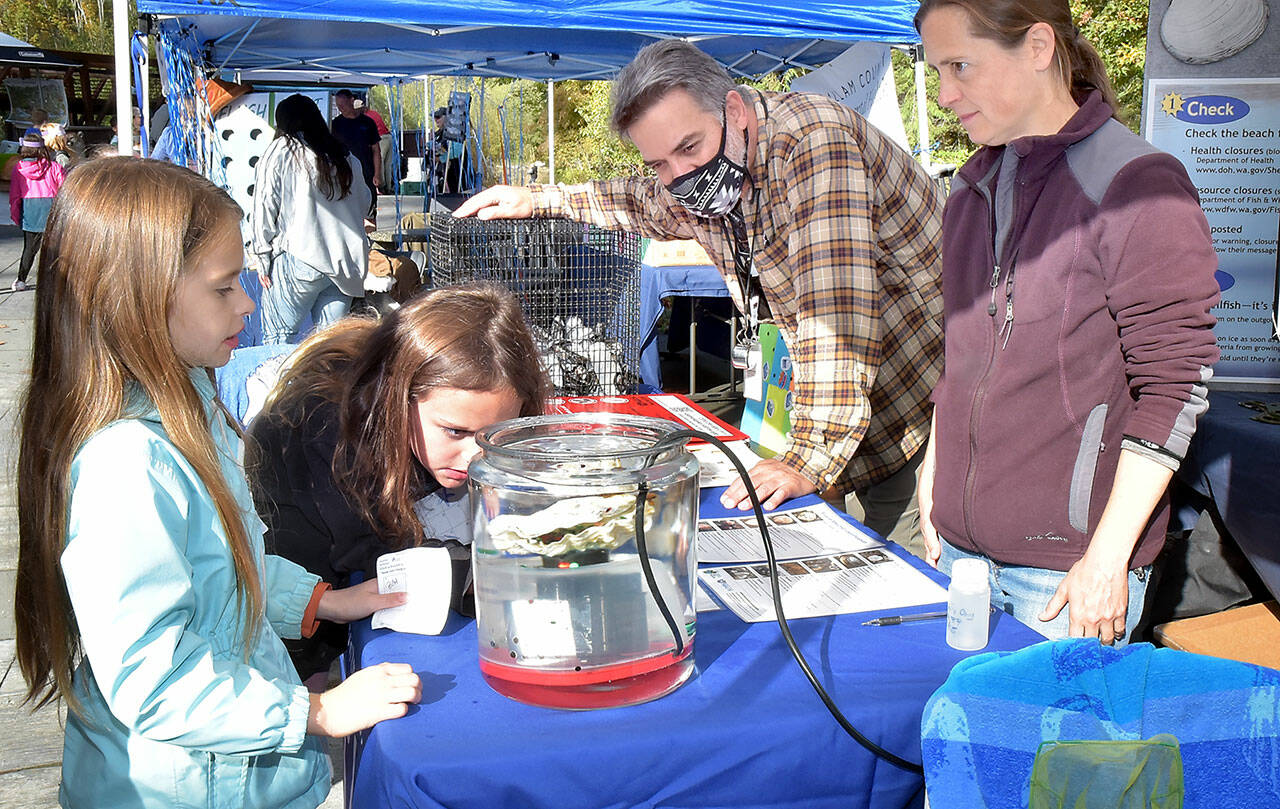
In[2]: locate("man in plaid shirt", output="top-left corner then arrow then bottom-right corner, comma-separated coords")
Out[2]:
457,40 -> 943,554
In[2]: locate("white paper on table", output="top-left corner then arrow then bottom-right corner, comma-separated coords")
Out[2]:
696,582 -> 723,612
649,394 -> 742,440
372,546 -> 453,635
695,501 -> 882,564
690,440 -> 765,488
698,548 -> 947,623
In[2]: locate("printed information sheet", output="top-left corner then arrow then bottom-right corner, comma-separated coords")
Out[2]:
1145,78 -> 1280,382
372,546 -> 452,635
689,440 -> 765,488
695,502 -> 882,564
698,549 -> 948,623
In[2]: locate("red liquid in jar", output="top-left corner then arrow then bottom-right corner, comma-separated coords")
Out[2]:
478,643 -> 694,709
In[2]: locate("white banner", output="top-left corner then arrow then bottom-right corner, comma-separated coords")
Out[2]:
789,42 -> 909,151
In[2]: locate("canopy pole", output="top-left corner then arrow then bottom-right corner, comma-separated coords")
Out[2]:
113,0 -> 133,155
140,35 -> 151,153
478,78 -> 486,191
546,79 -> 555,184
913,45 -> 930,171
427,77 -> 437,208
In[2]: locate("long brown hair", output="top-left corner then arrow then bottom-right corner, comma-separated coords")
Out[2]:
254,283 -> 549,546
914,0 -> 1121,119
15,157 -> 263,713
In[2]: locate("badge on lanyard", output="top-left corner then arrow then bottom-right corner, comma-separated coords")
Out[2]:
741,338 -> 765,401
726,209 -> 770,401
735,261 -> 770,401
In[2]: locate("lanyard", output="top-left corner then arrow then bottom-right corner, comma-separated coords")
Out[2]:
722,89 -> 772,346
723,202 -> 771,344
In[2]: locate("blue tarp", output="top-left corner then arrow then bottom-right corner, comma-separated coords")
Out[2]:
137,0 -> 920,81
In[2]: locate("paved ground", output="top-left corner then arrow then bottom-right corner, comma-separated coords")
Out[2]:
0,223 -> 345,808
0,223 -> 66,808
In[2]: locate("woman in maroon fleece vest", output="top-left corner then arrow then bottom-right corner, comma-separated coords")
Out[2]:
913,0 -> 1219,646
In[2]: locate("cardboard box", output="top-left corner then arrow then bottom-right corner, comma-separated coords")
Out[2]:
642,239 -> 713,267
1154,601 -> 1280,670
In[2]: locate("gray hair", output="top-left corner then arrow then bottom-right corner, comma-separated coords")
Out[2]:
610,40 -> 740,138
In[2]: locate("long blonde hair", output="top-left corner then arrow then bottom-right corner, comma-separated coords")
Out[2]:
16,157 -> 263,713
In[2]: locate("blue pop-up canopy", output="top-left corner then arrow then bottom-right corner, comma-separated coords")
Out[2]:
137,0 -> 920,82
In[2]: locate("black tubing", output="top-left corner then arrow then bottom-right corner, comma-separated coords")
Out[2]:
641,429 -> 924,775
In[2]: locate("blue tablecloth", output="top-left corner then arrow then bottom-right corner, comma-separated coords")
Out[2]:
1176,391 -> 1280,601
638,263 -> 729,389
345,490 -> 1046,809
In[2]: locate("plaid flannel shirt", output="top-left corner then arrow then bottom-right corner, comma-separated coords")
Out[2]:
531,88 -> 943,493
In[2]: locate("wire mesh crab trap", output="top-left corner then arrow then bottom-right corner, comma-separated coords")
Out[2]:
430,215 -> 643,395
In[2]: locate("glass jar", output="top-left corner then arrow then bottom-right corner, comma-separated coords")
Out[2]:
469,413 -> 699,709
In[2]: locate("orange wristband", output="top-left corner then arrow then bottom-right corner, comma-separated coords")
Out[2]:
301,582 -> 332,638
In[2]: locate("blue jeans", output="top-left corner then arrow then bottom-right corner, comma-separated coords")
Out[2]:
938,539 -> 1150,646
260,252 -> 352,345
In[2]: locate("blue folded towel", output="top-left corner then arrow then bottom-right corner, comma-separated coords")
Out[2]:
921,639 -> 1280,808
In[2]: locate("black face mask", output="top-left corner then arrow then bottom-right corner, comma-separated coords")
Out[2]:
665,123 -> 748,218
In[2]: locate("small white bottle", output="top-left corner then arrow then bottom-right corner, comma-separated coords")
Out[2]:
946,558 -> 991,651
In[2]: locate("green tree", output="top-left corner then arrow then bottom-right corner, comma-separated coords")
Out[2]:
1,0 -> 124,54
1074,0 -> 1149,126
370,77 -> 549,186
549,81 -> 641,183
896,1 -> 1150,167
545,68 -> 806,185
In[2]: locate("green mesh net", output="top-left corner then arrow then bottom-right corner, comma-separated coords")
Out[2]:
1028,733 -> 1184,809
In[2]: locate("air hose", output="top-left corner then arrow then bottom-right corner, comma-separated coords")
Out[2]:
635,428 -> 925,775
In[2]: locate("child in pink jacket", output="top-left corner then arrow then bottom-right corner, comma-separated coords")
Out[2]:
8,135 -> 66,292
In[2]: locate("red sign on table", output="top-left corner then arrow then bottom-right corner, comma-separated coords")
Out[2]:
546,394 -> 747,444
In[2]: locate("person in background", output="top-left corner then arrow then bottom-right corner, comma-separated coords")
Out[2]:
151,98 -> 198,165
247,284 -> 549,686
330,89 -> 382,214
430,107 -> 448,193
7,135 -> 66,292
430,106 -> 466,194
149,102 -> 170,150
355,97 -> 395,190
456,39 -> 944,556
150,123 -> 178,163
14,156 -> 420,809
914,0 -> 1220,645
108,107 -> 144,152
251,93 -> 371,344
40,122 -> 74,169
22,107 -> 48,138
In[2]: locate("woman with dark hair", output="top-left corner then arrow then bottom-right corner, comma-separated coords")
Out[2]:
913,0 -> 1219,645
250,93 -> 371,344
247,284 -> 550,684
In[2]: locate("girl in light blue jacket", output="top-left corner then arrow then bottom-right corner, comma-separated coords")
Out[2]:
15,157 -> 422,809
